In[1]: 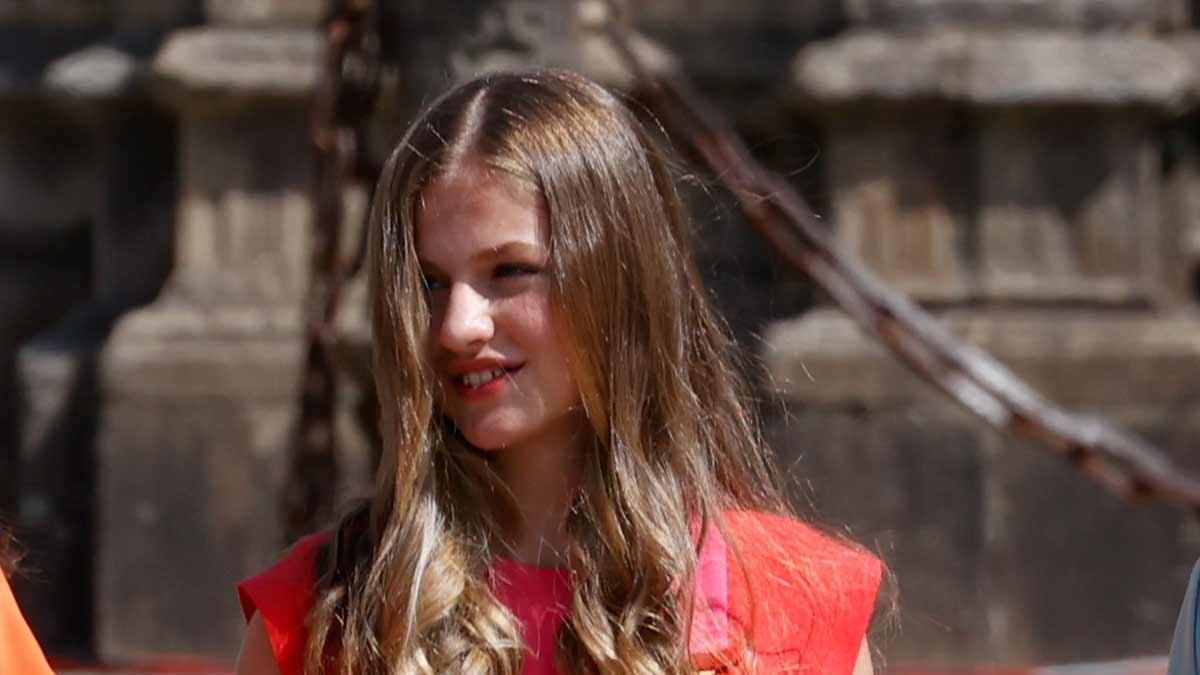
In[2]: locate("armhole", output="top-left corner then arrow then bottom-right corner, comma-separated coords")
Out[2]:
721,511 -> 883,675
236,532 -> 329,675
824,551 -> 882,675
785,524 -> 882,675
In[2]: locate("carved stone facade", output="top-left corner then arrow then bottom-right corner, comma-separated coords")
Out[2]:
776,2 -> 1200,664
0,0 -> 1198,668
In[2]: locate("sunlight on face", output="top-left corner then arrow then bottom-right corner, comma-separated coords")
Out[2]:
416,159 -> 584,454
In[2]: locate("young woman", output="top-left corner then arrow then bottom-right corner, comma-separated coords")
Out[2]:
1,529 -> 55,675
236,70 -> 881,675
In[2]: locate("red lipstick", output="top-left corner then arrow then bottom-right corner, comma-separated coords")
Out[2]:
445,358 -> 523,401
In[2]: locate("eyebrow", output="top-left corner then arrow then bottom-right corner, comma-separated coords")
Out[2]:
418,241 -> 545,273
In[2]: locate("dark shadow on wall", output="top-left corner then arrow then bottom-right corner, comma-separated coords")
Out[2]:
8,102 -> 177,661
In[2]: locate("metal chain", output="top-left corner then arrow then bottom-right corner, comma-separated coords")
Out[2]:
595,0 -> 1200,513
284,0 -> 382,543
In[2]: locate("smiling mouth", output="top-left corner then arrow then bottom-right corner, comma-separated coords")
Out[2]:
452,365 -> 523,391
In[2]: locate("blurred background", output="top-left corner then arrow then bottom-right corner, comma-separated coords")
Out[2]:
3,0 -> 1200,672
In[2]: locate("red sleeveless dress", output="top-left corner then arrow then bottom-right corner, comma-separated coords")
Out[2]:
238,511 -> 881,675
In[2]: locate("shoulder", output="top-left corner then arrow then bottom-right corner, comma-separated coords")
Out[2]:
720,511 -> 881,674
236,531 -> 330,675
721,510 -> 881,580
238,531 -> 330,623
236,612 -> 281,675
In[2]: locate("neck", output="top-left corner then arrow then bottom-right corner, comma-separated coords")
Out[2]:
492,415 -> 588,566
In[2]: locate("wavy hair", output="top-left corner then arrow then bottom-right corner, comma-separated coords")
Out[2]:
0,526 -> 17,578
305,70 -> 788,675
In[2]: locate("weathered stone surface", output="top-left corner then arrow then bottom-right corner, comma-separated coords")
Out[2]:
575,3 -> 677,90
96,298 -> 375,659
808,87 -> 1167,305
618,0 -> 846,84
96,319 -> 298,660
763,308 -> 1200,663
989,415 -> 1200,662
0,1 -> 197,98
96,324 -> 376,661
0,98 -> 96,539
631,0 -> 843,34
14,339 -> 101,656
43,45 -> 142,99
205,0 -> 326,26
377,0 -> 576,123
171,105 -> 313,301
94,96 -> 324,659
845,0 -> 1189,31
0,1 -> 106,26
1164,125 -> 1200,306
93,105 -> 176,306
101,304 -> 304,396
763,308 -> 1200,411
152,26 -> 319,103
0,255 -> 91,482
825,106 -> 972,300
114,0 -> 201,31
7,103 -> 175,658
0,254 -> 91,530
766,405 -> 989,663
0,100 -> 97,229
791,30 -> 1192,108
977,109 -> 1162,303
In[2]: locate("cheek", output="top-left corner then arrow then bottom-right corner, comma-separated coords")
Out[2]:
528,312 -> 582,400
501,291 -> 558,349
502,298 -> 577,385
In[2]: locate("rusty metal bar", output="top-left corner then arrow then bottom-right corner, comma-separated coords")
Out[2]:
596,0 -> 1200,513
284,0 -> 381,542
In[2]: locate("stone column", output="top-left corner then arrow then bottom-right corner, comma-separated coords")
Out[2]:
785,17 -> 1200,664
1164,40 -> 1200,307
93,25 -> 318,661
16,101 -> 178,659
381,0 -> 577,124
977,108 -> 1163,304
823,104 -> 974,301
205,0 -> 326,26
0,0 -> 205,658
845,0 -> 1189,31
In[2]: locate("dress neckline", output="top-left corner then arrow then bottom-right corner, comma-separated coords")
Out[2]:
492,555 -> 570,573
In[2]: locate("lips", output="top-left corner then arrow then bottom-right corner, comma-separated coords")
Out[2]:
445,360 -> 524,401
458,366 -> 506,388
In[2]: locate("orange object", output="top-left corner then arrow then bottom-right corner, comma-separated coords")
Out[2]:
1,574 -> 54,675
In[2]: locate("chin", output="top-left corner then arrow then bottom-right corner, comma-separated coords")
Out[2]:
462,429 -> 526,452
455,415 -> 530,451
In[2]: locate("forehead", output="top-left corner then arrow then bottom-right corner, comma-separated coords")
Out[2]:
415,161 -> 548,261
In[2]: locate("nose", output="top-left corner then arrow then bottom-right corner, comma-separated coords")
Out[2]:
438,282 -> 494,352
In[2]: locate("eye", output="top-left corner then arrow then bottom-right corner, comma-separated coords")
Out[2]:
421,273 -> 448,293
494,263 -> 541,279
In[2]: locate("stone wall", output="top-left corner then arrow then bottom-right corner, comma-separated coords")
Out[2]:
774,0 -> 1200,664
0,0 -> 191,658
0,0 -> 1198,668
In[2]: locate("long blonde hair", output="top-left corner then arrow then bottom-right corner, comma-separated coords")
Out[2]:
305,70 -> 787,675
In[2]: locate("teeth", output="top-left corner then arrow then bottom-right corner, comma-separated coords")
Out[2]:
460,367 -> 506,388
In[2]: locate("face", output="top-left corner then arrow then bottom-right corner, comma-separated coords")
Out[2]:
416,159 -> 585,453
